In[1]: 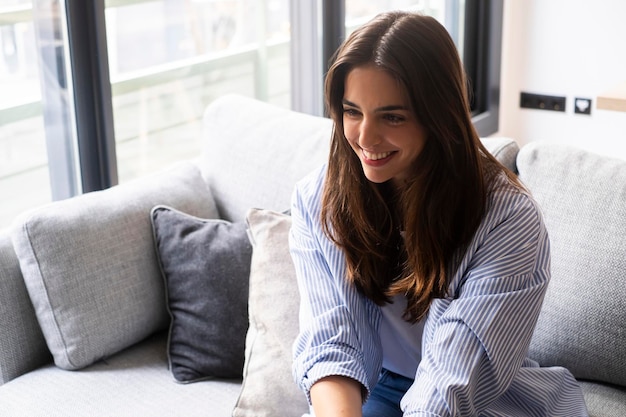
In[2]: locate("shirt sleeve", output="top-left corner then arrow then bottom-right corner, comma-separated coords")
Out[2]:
289,168 -> 382,405
401,190 -> 551,416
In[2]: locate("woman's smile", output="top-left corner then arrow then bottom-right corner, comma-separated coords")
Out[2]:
362,149 -> 395,162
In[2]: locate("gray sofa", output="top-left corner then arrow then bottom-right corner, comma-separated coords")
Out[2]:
0,94 -> 624,417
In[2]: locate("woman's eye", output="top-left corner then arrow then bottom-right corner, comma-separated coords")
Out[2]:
384,114 -> 404,123
343,108 -> 359,117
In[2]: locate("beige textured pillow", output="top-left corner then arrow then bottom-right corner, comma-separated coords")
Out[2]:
233,208 -> 309,417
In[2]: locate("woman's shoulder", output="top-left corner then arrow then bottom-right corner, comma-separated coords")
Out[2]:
489,170 -> 532,202
485,171 -> 545,230
294,163 -> 327,203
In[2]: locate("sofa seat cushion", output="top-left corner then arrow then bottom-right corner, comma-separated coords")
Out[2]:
0,332 -> 242,417
518,142 -> 626,387
579,381 -> 626,417
11,162 -> 219,371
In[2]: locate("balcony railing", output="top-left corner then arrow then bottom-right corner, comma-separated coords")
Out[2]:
0,1 -> 290,228
0,2 -> 289,121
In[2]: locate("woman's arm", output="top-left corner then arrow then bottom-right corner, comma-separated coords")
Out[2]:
289,167 -> 382,408
403,190 -> 551,415
311,376 -> 363,417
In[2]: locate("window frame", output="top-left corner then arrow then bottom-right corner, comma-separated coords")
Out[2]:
292,0 -> 504,136
34,0 -> 117,197
464,0 -> 503,136
65,0 -> 117,192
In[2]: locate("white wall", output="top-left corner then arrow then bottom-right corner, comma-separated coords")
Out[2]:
498,0 -> 626,158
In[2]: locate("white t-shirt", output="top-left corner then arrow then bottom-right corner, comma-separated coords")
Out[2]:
379,295 -> 425,379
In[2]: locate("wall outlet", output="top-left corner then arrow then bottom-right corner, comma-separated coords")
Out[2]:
574,98 -> 592,115
520,92 -> 566,112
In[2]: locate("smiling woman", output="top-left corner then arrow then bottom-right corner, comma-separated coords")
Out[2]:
289,10 -> 588,417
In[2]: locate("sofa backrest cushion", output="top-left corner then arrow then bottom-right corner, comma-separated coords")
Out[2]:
200,94 -> 519,223
519,142 -> 626,387
482,136 -> 519,174
201,94 -> 333,223
11,162 -> 218,371
0,233 -> 50,384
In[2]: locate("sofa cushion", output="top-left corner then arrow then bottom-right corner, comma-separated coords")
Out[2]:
151,206 -> 251,382
0,232 -> 50,385
232,208 -> 309,417
518,142 -> 626,387
0,332 -> 242,417
579,381 -> 626,417
481,136 -> 519,173
11,162 -> 218,370
201,94 -> 333,222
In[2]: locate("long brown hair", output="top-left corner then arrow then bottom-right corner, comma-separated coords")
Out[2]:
321,11 -> 519,323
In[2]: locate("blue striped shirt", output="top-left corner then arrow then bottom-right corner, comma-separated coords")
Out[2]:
289,164 -> 588,416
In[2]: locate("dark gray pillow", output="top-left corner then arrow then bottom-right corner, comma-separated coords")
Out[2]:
150,205 -> 251,383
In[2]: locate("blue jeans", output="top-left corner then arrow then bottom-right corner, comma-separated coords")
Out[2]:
362,369 -> 414,417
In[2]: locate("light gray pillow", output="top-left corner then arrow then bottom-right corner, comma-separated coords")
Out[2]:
480,136 -> 520,173
518,142 -> 626,387
232,208 -> 309,417
150,206 -> 251,382
11,162 -> 218,370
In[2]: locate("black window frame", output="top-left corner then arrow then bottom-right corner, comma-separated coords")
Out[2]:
321,0 -> 503,137
65,0 -> 117,193
464,0 -> 504,136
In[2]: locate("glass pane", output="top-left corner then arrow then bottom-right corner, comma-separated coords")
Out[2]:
0,1 -> 53,229
104,0 -> 291,184
0,0 -> 83,229
345,0 -> 462,54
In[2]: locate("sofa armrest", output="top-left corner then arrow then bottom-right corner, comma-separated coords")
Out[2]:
0,232 -> 50,385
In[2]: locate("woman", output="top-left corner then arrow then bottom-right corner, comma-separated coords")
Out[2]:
289,11 -> 587,417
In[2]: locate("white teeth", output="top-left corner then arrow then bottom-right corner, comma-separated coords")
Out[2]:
363,150 -> 392,160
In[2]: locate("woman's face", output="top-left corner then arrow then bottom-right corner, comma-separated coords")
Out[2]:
342,65 -> 427,187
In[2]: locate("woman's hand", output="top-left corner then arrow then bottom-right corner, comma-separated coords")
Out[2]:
311,376 -> 363,417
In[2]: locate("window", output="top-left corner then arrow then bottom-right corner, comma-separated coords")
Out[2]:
0,1 -> 56,226
463,0 -> 503,136
0,0 -> 501,228
294,0 -> 502,135
105,0 -> 291,183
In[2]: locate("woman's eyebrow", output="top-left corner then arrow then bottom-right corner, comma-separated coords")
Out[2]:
376,105 -> 409,112
341,99 -> 408,112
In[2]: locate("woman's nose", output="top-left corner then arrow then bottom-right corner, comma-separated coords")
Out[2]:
358,118 -> 381,148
